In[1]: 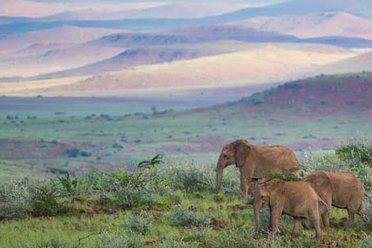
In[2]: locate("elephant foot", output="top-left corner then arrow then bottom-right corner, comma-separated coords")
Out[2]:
312,236 -> 321,242
271,228 -> 281,235
291,233 -> 299,239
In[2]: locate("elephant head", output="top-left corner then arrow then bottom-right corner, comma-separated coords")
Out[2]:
215,139 -> 251,193
253,179 -> 280,230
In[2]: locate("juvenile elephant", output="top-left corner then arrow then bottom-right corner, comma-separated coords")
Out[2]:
254,179 -> 328,241
215,139 -> 300,199
304,171 -> 367,228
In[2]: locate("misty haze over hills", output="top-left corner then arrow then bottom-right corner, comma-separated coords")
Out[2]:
0,0 -> 372,99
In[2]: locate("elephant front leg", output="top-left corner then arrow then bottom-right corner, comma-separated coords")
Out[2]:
240,173 -> 250,199
270,206 -> 282,235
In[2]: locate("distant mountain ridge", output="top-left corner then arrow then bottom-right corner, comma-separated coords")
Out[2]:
235,73 -> 372,115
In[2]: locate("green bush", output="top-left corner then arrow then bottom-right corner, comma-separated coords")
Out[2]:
182,231 -> 207,245
213,228 -> 258,248
18,239 -> 70,248
29,182 -> 69,217
99,231 -> 143,248
158,240 -> 199,248
0,179 -> 31,219
0,179 -> 68,219
336,139 -> 372,165
172,166 -> 213,192
114,186 -> 155,210
124,212 -> 153,235
168,206 -> 210,227
57,173 -> 78,196
109,171 -> 148,190
302,151 -> 347,172
356,234 -> 372,248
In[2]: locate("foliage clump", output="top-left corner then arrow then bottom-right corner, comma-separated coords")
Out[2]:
124,212 -> 153,235
336,138 -> 372,165
212,228 -> 258,248
168,206 -> 210,227
99,232 -> 143,248
0,179 -> 68,219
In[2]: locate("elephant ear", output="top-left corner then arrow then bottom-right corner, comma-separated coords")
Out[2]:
234,140 -> 251,167
307,171 -> 331,190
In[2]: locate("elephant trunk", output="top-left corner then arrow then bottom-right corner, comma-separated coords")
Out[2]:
215,158 -> 224,193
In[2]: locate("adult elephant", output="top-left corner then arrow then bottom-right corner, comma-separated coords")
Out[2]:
304,171 -> 367,228
215,139 -> 301,199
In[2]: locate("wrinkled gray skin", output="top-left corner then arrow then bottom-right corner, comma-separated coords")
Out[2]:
254,179 -> 328,241
305,171 -> 367,229
215,139 -> 300,199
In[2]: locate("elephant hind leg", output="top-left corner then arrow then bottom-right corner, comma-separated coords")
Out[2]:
346,208 -> 355,229
309,210 -> 322,241
357,202 -> 368,224
292,217 -> 302,238
321,211 -> 330,229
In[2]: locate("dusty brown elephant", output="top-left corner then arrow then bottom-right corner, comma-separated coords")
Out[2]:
215,139 -> 301,198
254,179 -> 328,241
304,171 -> 367,228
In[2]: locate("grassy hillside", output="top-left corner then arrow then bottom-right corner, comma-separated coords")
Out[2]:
0,72 -> 371,181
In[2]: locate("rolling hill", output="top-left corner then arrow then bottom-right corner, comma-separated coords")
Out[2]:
0,25 -> 120,55
34,47 -> 221,79
319,51 -> 372,75
226,12 -> 372,41
0,44 -> 356,96
232,73 -> 372,115
209,0 -> 372,23
2,0 -> 372,35
129,3 -> 252,19
0,44 -> 123,77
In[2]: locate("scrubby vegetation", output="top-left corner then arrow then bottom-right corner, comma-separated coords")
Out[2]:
0,139 -> 372,247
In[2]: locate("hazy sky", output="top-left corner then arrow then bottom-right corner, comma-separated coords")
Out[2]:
30,0 -> 290,3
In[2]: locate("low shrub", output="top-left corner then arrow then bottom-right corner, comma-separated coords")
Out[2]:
182,231 -> 207,245
0,179 -> 31,219
302,151 -> 347,172
158,240 -> 199,248
29,182 -> 69,217
356,234 -> 372,248
57,172 -> 79,196
336,139 -> 372,165
168,206 -> 210,227
19,239 -> 70,248
213,228 -> 258,248
99,231 -> 143,248
0,179 -> 69,219
161,160 -> 239,195
114,186 -> 155,210
124,212 -> 153,235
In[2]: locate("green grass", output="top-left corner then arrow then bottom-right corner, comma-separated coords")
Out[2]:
0,79 -> 371,246
1,97 -> 371,181
0,194 -> 370,248
0,147 -> 371,247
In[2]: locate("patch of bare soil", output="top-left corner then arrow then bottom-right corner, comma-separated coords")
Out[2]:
0,138 -> 94,160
